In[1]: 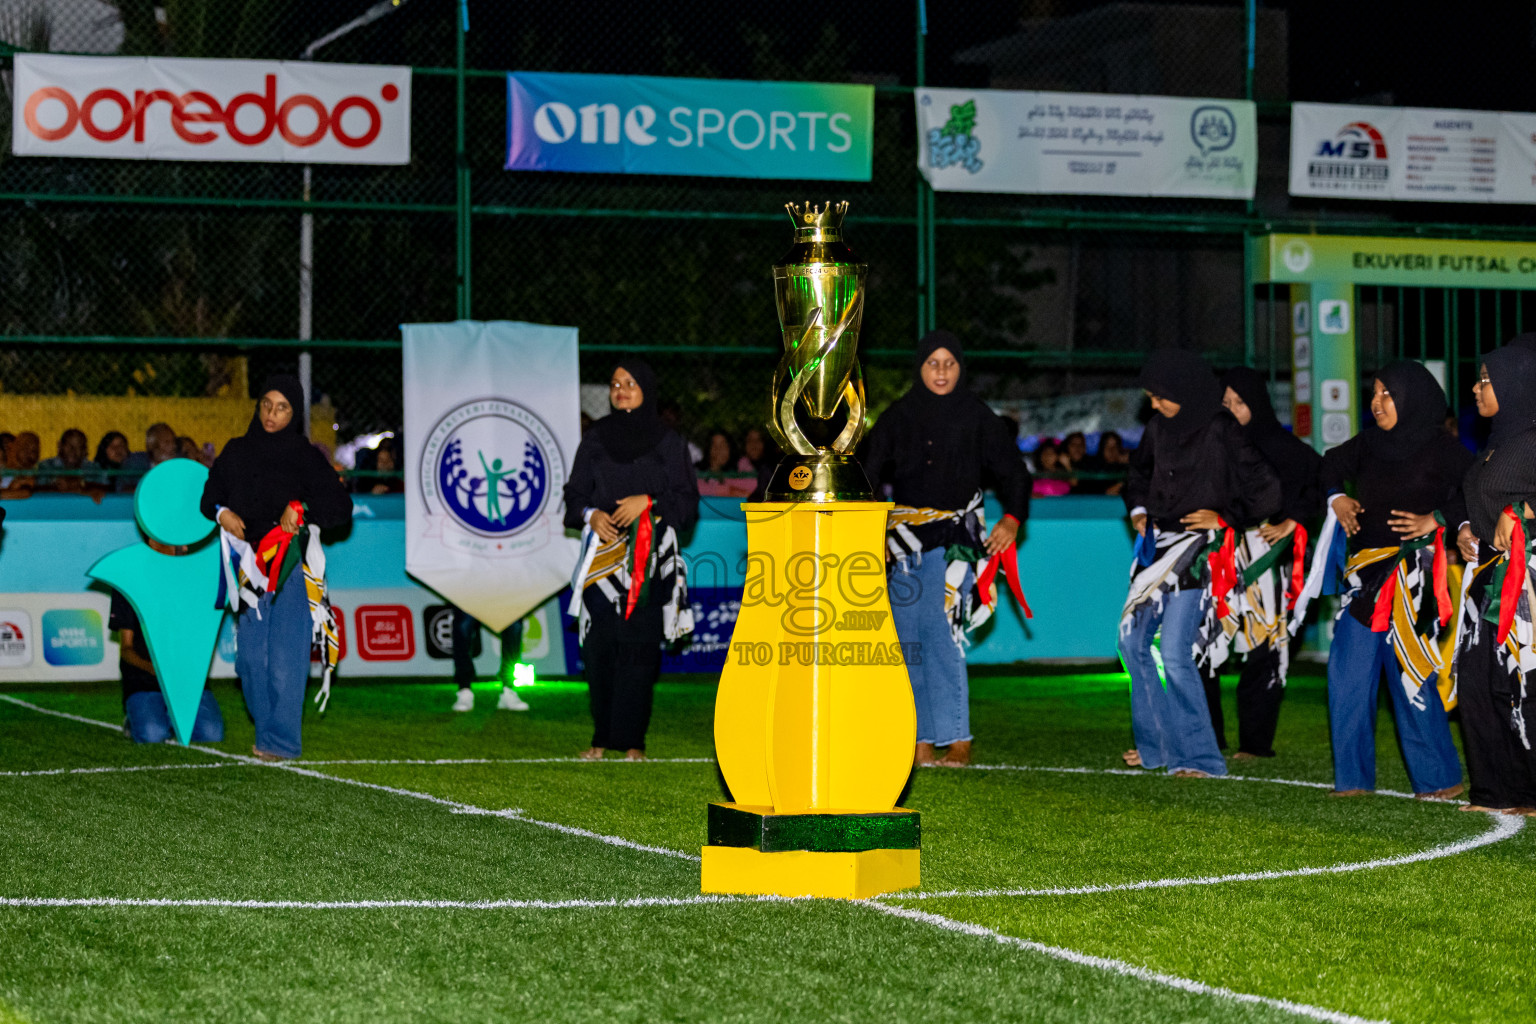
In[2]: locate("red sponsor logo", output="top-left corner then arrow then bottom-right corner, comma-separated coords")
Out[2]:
1293,403 -> 1313,437
356,605 -> 414,661
23,76 -> 400,149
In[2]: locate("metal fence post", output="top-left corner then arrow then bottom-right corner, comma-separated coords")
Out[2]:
456,0 -> 472,320
914,0 -> 929,341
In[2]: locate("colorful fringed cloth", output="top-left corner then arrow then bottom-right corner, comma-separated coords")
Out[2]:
568,502 -> 692,646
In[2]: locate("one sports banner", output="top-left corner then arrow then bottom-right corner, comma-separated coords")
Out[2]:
403,321 -> 582,632
1290,101 -> 1536,204
915,87 -> 1255,198
13,53 -> 410,164
506,71 -> 873,180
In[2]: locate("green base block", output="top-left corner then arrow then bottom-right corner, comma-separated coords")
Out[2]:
707,802 -> 920,853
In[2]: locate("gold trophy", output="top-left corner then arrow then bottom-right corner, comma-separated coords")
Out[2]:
763,201 -> 873,502
702,202 -> 920,900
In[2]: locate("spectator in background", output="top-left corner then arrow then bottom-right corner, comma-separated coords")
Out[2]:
737,426 -> 778,474
1032,441 -> 1073,497
0,432 -> 41,497
110,540 -> 225,744
1063,431 -> 1091,470
659,399 -> 704,465
38,428 -> 96,492
698,428 -> 736,474
121,423 -> 179,491
370,444 -> 404,494
177,435 -> 214,468
1097,431 -> 1130,496
94,431 -> 129,490
0,432 -> 13,466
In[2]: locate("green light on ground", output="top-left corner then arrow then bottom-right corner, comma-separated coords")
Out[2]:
509,662 -> 536,687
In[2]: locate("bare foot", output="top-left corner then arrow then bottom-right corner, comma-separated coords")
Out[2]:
1460,803 -> 1506,813
1122,749 -> 1142,767
1505,807 -> 1536,816
1231,751 -> 1259,761
1414,784 -> 1465,802
936,740 -> 971,767
1329,788 -> 1372,797
578,747 -> 606,760
914,742 -> 937,767
251,746 -> 285,763
1171,768 -> 1211,779
624,749 -> 646,761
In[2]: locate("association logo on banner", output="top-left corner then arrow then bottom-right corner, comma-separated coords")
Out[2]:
1303,119 -> 1390,194
13,54 -> 410,164
419,398 -> 565,555
926,98 -> 983,175
0,612 -> 31,667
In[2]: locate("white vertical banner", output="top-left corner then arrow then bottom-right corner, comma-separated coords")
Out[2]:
403,321 -> 582,632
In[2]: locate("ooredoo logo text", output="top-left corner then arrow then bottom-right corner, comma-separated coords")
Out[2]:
13,53 -> 410,165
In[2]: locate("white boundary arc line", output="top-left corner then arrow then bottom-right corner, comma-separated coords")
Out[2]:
0,694 -> 701,864
943,762 -> 1422,801
291,757 -> 717,766
0,763 -> 236,778
898,812 -> 1524,899
0,691 -> 1476,1024
860,901 -> 1388,1024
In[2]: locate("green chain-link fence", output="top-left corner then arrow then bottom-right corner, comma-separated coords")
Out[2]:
2,0 -> 1536,468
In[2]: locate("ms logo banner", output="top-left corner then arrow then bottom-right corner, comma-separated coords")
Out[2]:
403,321 -> 581,632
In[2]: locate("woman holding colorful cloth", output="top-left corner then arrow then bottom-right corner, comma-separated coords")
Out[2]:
863,329 -> 1033,768
200,374 -> 352,761
1119,350 -> 1280,779
1207,366 -> 1324,759
1317,360 -> 1469,800
1452,342 -> 1536,814
564,358 -> 698,761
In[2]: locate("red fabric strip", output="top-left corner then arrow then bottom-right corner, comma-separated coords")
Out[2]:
254,501 -> 306,592
1209,519 -> 1236,619
1287,523 -> 1308,611
1497,507 -> 1525,645
1371,571 -> 1396,633
1432,526 -> 1451,629
624,498 -> 654,621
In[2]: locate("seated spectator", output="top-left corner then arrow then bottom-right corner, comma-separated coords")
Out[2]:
177,435 -> 215,468
0,431 -> 41,497
38,428 -> 97,492
697,427 -> 755,498
1096,430 -> 1130,496
737,426 -> 780,473
110,542 -> 224,744
1063,431 -> 1092,470
93,431 -> 129,489
369,443 -> 404,494
698,428 -> 736,475
1031,440 -> 1074,497
120,423 -> 180,491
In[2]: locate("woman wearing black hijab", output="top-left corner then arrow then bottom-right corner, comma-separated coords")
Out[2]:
1321,360 -> 1469,799
564,358 -> 698,761
863,329 -> 1032,767
1120,351 -> 1281,778
1452,344 -> 1536,813
1205,367 -> 1324,758
200,375 -> 351,760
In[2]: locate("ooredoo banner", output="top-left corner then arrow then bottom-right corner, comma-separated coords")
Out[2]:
915,87 -> 1256,199
402,320 -> 582,633
505,71 -> 873,180
12,53 -> 410,164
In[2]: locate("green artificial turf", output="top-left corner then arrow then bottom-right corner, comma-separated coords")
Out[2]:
2,667 -> 1533,1023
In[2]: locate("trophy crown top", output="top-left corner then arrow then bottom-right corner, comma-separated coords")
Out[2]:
785,200 -> 848,232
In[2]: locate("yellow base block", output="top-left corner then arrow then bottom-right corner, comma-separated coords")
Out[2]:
700,845 -> 920,899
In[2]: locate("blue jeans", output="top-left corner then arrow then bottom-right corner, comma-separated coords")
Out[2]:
1119,589 -> 1227,776
890,552 -> 971,746
1327,612 -> 1462,794
235,576 -> 313,758
125,690 -> 224,744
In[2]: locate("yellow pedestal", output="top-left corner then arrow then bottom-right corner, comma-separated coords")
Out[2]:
701,846 -> 920,900
708,501 -> 920,898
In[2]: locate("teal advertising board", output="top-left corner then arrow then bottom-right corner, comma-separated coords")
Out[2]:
505,72 -> 873,181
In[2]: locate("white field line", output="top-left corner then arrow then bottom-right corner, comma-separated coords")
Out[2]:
945,762 -> 1421,801
860,900 -> 1387,1024
292,757 -> 716,766
900,812 -> 1524,899
0,763 -> 236,778
0,694 -> 700,864
0,894 -> 789,911
0,692 -> 1467,1023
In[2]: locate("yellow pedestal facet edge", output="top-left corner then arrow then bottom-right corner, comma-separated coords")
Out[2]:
700,846 -> 920,900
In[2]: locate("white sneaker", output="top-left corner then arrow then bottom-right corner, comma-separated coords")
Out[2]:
497,688 -> 529,711
451,688 -> 474,713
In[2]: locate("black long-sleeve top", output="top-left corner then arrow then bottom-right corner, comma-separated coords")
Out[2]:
1321,432 -> 1473,550
861,400 -> 1032,527
1256,431 -> 1324,525
1123,413 -> 1281,531
200,440 -> 352,542
1462,425 -> 1536,545
562,428 -> 698,533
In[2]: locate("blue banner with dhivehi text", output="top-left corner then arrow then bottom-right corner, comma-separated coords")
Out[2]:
505,71 -> 873,181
